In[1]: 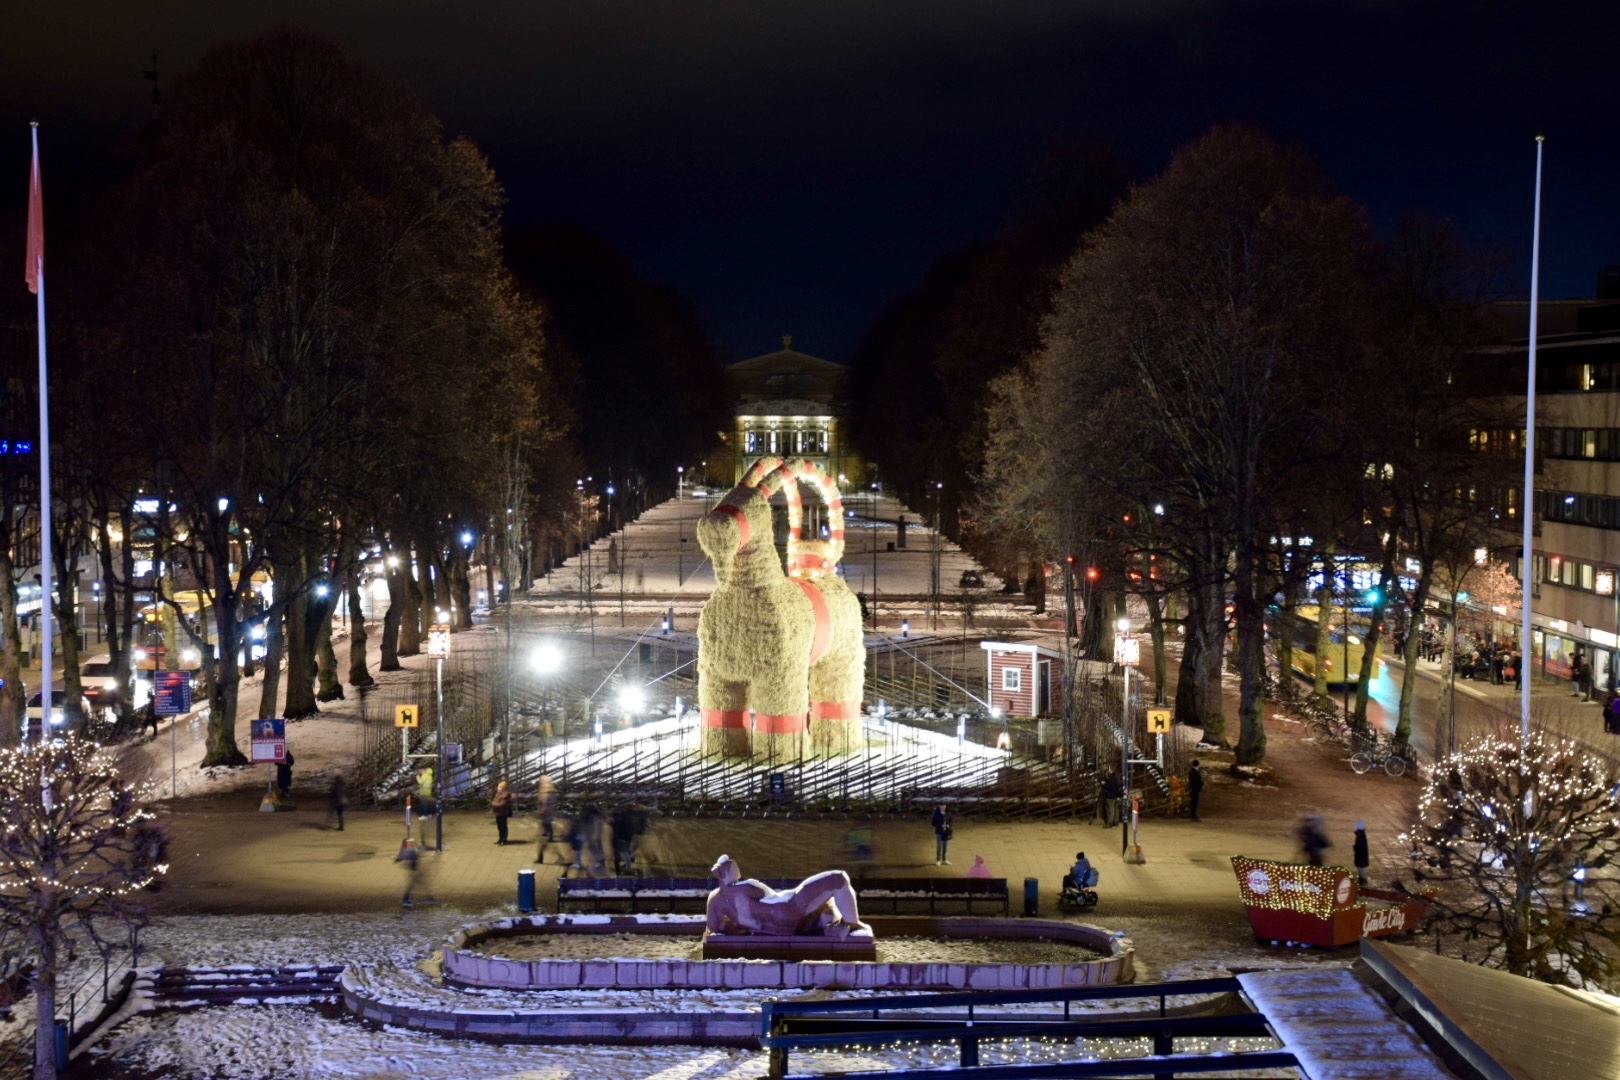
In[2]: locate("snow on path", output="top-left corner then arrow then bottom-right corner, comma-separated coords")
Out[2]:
1238,968 -> 1452,1079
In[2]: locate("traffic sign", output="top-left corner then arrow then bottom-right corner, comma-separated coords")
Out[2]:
1146,707 -> 1172,733
153,670 -> 192,716
395,704 -> 420,729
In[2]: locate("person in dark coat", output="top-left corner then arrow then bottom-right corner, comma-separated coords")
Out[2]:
931,804 -> 953,865
1102,769 -> 1123,828
1605,690 -> 1620,735
1353,820 -> 1370,886
276,750 -> 295,799
1187,760 -> 1204,821
1299,815 -> 1330,866
326,772 -> 347,831
536,775 -> 558,864
491,780 -> 513,845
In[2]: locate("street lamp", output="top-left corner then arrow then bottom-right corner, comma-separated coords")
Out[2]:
532,641 -> 564,741
1114,616 -> 1140,860
428,624 -> 450,851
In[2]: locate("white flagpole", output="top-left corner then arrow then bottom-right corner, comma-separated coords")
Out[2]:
1520,135 -> 1545,755
31,122 -> 52,733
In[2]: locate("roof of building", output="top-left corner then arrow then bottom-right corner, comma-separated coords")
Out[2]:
730,336 -> 847,405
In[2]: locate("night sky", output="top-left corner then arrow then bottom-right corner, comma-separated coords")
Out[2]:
5,1 -> 1617,362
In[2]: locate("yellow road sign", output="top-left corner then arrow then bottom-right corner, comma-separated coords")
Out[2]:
1146,707 -> 1172,733
395,704 -> 420,729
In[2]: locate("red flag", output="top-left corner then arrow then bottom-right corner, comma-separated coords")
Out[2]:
25,126 -> 43,295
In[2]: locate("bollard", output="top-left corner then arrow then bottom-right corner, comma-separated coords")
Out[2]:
517,868 -> 537,912
1023,877 -> 1038,917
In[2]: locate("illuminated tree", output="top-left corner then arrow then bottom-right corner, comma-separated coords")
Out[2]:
0,738 -> 168,1079
1403,732 -> 1620,990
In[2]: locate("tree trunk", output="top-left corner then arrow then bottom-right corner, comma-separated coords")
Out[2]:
1313,547 -> 1335,702
201,560 -> 248,767
1024,560 -> 1046,615
399,547 -> 423,656
31,920 -> 56,1080
483,532 -> 496,613
0,543 -> 22,743
342,533 -> 373,688
1354,534 -> 1401,723
415,530 -> 440,638
1178,569 -> 1228,745
1396,565 -> 1435,751
53,567 -> 84,733
315,599 -> 343,702
380,548 -> 405,671
1234,550 -> 1268,765
1145,589 -> 1168,705
450,544 -> 474,629
280,549 -> 319,719
95,513 -> 132,730
258,606 -> 285,720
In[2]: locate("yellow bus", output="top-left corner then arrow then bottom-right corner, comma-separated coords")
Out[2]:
1280,604 -> 1380,687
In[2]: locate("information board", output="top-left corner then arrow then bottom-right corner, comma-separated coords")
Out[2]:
153,670 -> 192,716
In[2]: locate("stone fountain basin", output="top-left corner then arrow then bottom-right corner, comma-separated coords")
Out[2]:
442,913 -> 1134,991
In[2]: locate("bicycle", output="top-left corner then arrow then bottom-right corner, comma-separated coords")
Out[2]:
1349,732 -> 1407,777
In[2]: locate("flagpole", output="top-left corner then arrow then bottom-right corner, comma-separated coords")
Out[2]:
29,122 -> 52,736
1519,135 -> 1545,757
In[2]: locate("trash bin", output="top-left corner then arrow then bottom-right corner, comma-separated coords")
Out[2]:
54,1021 -> 67,1068
1023,877 -> 1038,918
517,868 -> 536,912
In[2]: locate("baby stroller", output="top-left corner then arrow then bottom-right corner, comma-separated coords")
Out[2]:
1059,864 -> 1100,909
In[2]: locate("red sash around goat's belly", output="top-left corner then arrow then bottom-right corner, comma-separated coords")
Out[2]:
791,579 -> 833,665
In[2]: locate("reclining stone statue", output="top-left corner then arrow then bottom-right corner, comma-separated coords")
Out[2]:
705,854 -> 871,939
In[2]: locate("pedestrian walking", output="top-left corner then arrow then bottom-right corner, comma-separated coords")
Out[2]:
397,838 -> 421,906
535,775 -> 558,863
1187,760 -> 1204,821
579,804 -> 607,875
966,854 -> 991,878
326,771 -> 347,831
491,780 -> 513,845
1605,690 -> 1620,735
564,815 -> 586,875
1298,815 -> 1330,866
610,803 -> 649,874
1510,652 -> 1522,690
931,803 -> 953,865
1572,650 -> 1587,697
1353,820 -> 1370,887
1103,769 -> 1123,828
276,750 -> 295,799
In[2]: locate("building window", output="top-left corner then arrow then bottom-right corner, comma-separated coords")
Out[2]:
1002,667 -> 1022,692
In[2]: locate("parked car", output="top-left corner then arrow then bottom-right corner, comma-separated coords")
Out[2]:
26,690 -> 86,732
80,661 -> 127,707
959,570 -> 985,588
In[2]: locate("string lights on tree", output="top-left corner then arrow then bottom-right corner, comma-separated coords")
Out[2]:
0,737 -> 169,1078
1403,732 -> 1620,990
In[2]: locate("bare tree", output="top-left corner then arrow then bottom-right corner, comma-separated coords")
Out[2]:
1403,731 -> 1620,990
0,738 -> 168,1079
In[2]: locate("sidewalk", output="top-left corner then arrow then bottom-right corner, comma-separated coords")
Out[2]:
152,794 -> 1306,919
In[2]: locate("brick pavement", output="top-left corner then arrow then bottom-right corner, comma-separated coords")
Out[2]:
154,788 -> 1316,921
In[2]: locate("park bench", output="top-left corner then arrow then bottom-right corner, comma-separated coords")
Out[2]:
851,877 -> 1010,916
556,876 -> 800,913
557,875 -> 1009,917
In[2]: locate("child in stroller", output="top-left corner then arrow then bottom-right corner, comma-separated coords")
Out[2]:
1059,851 -> 1099,908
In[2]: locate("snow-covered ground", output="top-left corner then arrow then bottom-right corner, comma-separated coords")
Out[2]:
42,903 -> 1349,1079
